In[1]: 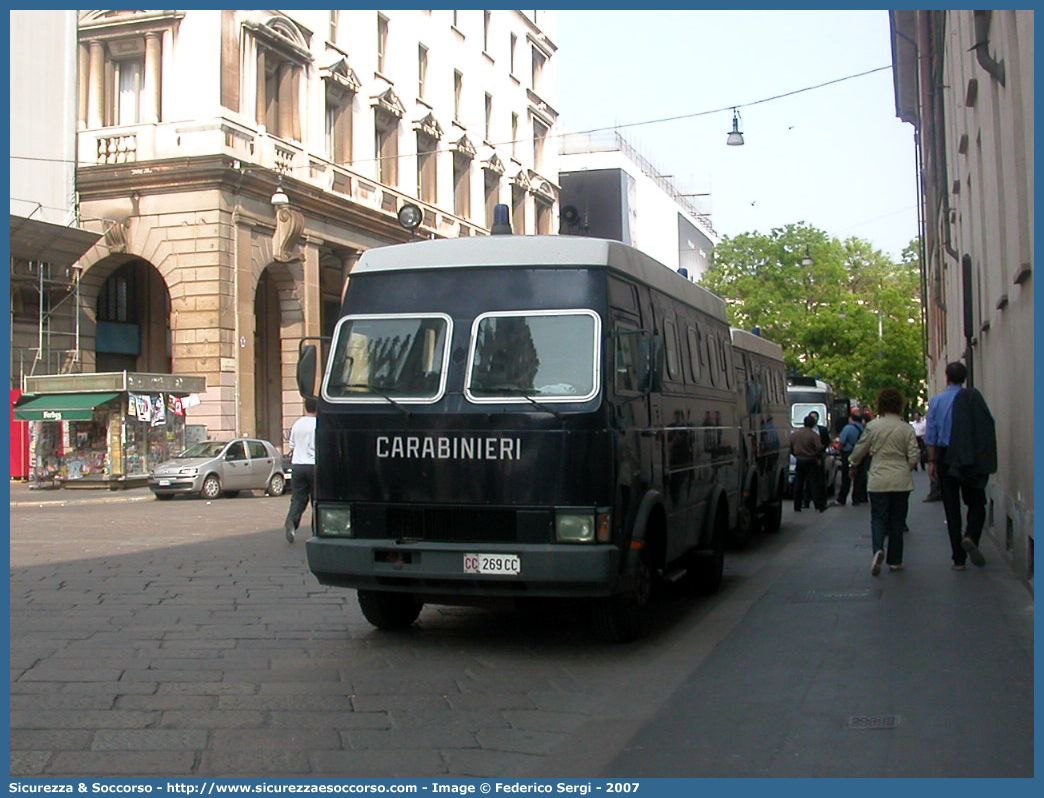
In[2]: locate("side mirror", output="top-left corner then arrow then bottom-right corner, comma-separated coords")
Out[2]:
297,343 -> 318,399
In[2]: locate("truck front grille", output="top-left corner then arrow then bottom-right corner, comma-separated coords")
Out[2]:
352,504 -> 551,544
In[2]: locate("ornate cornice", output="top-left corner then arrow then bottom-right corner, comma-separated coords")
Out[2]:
482,153 -> 506,175
413,112 -> 443,140
453,135 -> 477,158
371,87 -> 406,119
321,57 -> 361,93
79,9 -> 184,40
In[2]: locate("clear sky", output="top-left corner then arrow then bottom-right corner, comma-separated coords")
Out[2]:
554,9 -> 919,260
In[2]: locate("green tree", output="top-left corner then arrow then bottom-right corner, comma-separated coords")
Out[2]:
701,224 -> 926,408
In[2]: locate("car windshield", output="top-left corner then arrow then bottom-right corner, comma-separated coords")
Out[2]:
177,441 -> 228,459
466,310 -> 599,402
324,314 -> 450,401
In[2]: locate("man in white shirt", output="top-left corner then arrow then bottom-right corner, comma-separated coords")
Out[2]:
910,411 -> 928,470
284,397 -> 317,543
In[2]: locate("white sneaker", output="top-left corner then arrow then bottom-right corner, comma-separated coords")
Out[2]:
871,550 -> 884,577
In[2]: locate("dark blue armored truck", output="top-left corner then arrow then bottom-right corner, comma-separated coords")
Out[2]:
297,234 -> 741,641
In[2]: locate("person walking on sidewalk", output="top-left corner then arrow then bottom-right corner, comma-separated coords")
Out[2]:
925,361 -> 997,570
836,408 -> 864,506
849,388 -> 920,576
911,411 -> 928,470
790,414 -> 827,512
284,397 -> 317,544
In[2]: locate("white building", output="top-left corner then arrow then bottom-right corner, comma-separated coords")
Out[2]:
558,131 -> 718,279
61,9 -> 559,443
890,10 -> 1033,582
10,10 -> 101,384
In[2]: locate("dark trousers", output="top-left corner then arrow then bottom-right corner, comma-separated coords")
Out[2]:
838,450 -> 853,503
793,458 -> 825,511
869,491 -> 909,565
285,463 -> 315,531
937,447 -> 986,565
852,457 -> 869,504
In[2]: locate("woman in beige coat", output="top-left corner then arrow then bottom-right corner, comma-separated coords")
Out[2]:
849,388 -> 920,575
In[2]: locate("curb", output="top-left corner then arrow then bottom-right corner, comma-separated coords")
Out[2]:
9,492 -> 156,508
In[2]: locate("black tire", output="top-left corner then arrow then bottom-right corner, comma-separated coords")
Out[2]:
761,478 -> 785,534
266,473 -> 286,497
200,474 -> 221,500
686,507 -> 727,595
729,484 -> 759,549
153,493 -> 174,501
357,590 -> 422,630
591,547 -> 652,643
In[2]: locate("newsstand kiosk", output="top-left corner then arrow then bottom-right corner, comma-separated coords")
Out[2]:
14,372 -> 206,490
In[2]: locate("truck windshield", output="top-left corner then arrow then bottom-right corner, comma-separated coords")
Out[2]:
790,402 -> 827,427
465,309 -> 600,402
323,314 -> 451,402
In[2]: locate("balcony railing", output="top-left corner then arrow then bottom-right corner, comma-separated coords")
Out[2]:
79,118 -> 487,238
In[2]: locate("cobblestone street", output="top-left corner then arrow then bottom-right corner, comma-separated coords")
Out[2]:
9,474 -> 1034,778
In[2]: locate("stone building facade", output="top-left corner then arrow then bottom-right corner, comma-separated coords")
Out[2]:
890,10 -> 1034,583
70,9 -> 560,444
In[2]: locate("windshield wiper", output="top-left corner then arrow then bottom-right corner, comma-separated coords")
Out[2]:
521,393 -> 563,419
339,384 -> 412,417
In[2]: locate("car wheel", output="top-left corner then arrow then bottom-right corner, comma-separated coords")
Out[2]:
200,474 -> 221,500
357,590 -> 422,630
266,473 -> 286,497
153,493 -> 174,501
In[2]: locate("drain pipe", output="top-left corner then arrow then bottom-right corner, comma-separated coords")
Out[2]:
972,10 -> 1006,86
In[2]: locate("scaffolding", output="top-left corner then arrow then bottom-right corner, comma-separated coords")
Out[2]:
10,258 -> 82,388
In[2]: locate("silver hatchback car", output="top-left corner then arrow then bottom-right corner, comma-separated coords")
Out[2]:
149,438 -> 287,500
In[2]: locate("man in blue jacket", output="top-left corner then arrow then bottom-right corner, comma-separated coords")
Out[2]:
926,361 -> 997,569
837,407 -> 864,506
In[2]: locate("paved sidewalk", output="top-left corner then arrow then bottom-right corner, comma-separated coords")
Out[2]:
8,480 -> 155,507
592,470 -> 1035,777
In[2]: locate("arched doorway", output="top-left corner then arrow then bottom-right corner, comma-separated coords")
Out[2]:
95,260 -> 171,373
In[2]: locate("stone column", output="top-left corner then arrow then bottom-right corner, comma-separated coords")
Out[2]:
87,40 -> 105,129
286,239 -> 322,421
277,63 -> 294,139
338,249 -> 362,303
255,48 -> 267,128
235,221 -> 258,439
302,239 -> 322,339
77,43 -> 89,129
142,31 -> 162,124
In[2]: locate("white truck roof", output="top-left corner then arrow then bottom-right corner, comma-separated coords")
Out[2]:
730,328 -> 784,361
352,235 -> 727,320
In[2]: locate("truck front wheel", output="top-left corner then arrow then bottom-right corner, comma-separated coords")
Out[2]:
357,590 -> 422,630
590,548 -> 652,643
